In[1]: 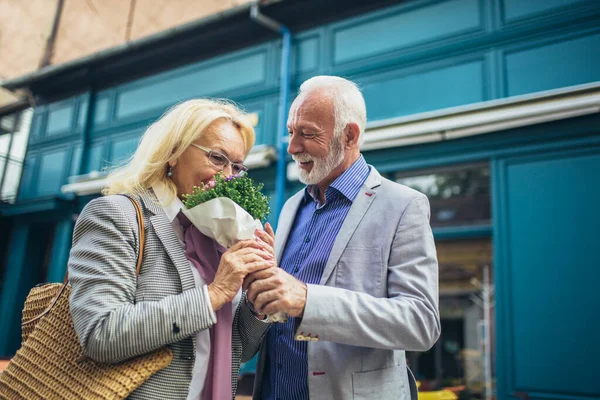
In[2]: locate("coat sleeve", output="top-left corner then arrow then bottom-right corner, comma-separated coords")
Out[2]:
69,196 -> 216,363
233,293 -> 272,363
296,194 -> 441,351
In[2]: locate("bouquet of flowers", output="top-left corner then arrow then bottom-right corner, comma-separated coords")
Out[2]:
181,173 -> 287,322
182,173 -> 270,247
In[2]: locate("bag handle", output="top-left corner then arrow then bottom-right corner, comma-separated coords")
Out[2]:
22,195 -> 146,327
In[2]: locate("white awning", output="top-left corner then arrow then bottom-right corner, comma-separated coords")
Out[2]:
286,82 -> 600,180
360,82 -> 600,151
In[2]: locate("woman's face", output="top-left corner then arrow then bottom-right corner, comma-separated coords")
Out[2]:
170,119 -> 246,199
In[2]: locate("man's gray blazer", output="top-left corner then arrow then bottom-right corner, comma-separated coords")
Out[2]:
68,192 -> 270,399
253,166 -> 440,400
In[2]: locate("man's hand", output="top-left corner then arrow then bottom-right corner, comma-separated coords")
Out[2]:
208,240 -> 274,311
244,267 -> 307,317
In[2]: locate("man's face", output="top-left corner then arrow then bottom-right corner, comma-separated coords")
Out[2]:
286,92 -> 344,185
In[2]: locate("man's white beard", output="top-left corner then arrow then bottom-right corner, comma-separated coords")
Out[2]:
294,134 -> 345,185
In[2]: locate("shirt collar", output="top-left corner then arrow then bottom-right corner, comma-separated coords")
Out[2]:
151,181 -> 185,223
304,155 -> 370,204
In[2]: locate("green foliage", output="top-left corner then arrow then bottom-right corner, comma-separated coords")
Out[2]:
182,173 -> 271,221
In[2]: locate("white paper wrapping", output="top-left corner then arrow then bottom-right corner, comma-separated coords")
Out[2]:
181,197 -> 262,248
182,197 -> 287,323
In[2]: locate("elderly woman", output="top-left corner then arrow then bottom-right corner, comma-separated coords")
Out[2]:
68,99 -> 274,399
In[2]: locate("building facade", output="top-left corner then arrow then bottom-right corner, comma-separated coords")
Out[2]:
1,0 -> 599,398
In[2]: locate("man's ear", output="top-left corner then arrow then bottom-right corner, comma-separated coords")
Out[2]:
345,122 -> 361,148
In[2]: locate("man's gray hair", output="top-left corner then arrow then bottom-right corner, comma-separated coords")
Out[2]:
298,76 -> 367,145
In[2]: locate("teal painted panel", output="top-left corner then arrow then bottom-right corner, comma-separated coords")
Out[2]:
361,60 -> 485,121
503,0 -> 587,22
29,112 -> 44,139
333,0 -> 482,64
505,33 -> 600,97
94,96 -> 110,124
295,36 -> 319,74
37,149 -> 67,196
110,136 -> 139,164
46,104 -> 73,136
0,224 -> 29,356
78,98 -> 88,130
85,142 -> 106,173
18,155 -> 37,199
117,51 -> 267,119
70,145 -> 82,176
505,152 -> 600,397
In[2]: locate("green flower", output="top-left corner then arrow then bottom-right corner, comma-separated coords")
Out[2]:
182,173 -> 271,221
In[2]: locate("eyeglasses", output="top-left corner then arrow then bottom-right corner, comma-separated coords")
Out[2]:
190,143 -> 248,175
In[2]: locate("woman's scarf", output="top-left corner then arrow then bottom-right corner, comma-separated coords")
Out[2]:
178,213 -> 231,400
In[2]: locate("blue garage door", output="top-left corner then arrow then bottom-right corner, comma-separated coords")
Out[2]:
494,143 -> 600,400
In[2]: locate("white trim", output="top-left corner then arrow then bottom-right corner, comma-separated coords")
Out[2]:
361,82 -> 600,151
61,145 -> 278,196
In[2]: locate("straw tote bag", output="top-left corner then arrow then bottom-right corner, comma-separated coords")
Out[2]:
0,195 -> 173,400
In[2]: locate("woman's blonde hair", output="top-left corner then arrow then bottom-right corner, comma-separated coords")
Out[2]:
103,98 -> 255,201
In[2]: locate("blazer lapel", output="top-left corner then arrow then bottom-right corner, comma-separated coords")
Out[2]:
319,167 -> 382,285
274,191 -> 304,263
139,191 -> 196,291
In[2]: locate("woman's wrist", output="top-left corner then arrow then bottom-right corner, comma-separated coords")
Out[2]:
207,284 -> 227,311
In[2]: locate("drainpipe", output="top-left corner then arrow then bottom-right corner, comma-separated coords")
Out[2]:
250,3 -> 291,227
39,0 -> 64,68
76,91 -> 95,177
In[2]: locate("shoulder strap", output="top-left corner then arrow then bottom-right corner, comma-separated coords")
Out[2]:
23,195 -> 146,327
121,194 -> 145,276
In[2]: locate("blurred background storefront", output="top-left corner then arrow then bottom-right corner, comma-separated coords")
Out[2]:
1,1 -> 599,399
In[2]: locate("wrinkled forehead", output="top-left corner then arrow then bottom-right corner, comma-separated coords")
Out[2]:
288,90 -> 334,129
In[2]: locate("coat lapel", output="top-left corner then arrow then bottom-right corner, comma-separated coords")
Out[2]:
139,191 -> 196,291
319,167 -> 382,285
274,191 -> 304,263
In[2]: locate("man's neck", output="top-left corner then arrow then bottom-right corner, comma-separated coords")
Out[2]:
315,153 -> 360,203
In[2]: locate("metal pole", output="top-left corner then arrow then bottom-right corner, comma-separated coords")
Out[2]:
250,3 -> 291,227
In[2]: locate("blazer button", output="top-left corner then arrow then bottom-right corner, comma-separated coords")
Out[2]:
173,322 -> 180,334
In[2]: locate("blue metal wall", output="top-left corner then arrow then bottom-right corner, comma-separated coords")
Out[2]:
1,0 -> 600,396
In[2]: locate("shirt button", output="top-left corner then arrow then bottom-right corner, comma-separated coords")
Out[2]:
293,267 -> 299,273
277,329 -> 281,335
277,363 -> 282,369
304,236 -> 310,243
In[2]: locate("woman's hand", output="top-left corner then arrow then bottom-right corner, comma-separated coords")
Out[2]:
255,222 -> 275,258
208,240 -> 274,311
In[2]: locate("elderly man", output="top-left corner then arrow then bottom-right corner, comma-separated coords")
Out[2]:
245,75 -> 440,400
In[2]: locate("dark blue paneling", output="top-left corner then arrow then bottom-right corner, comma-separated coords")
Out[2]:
504,31 -> 600,96
116,48 -> 269,120
495,146 -> 600,399
332,0 -> 483,65
36,149 -> 68,196
502,0 -> 589,22
361,59 -> 486,121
